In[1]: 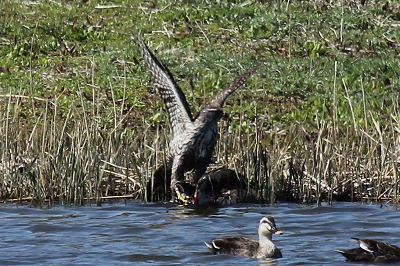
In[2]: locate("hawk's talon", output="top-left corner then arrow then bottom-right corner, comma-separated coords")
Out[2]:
174,186 -> 190,205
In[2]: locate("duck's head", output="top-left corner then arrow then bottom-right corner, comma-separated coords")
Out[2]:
259,216 -> 283,236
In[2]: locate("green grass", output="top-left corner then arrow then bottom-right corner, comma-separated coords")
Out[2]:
0,0 -> 399,205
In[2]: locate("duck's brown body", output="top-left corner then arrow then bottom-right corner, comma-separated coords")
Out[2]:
209,236 -> 282,259
336,238 -> 400,263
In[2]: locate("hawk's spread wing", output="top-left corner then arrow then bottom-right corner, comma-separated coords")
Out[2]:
206,65 -> 259,108
137,37 -> 193,136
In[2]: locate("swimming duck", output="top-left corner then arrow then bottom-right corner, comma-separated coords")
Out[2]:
336,238 -> 400,263
205,216 -> 283,259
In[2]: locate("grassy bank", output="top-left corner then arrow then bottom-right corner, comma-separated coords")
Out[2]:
0,0 -> 399,205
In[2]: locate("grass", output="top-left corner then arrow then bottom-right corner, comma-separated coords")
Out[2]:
0,0 -> 399,205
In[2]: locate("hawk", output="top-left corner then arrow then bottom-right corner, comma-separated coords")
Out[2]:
137,36 -> 258,203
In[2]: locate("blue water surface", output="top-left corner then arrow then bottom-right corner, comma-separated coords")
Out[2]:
0,201 -> 399,265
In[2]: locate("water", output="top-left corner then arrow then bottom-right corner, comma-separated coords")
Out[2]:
0,201 -> 399,265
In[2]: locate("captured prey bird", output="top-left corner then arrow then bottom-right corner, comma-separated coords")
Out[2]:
136,36 -> 258,203
336,238 -> 400,263
205,216 -> 283,259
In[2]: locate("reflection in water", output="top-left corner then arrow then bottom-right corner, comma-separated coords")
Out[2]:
0,202 -> 399,265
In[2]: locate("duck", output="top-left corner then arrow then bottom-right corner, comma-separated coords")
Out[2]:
194,168 -> 246,205
205,216 -> 283,259
336,238 -> 400,263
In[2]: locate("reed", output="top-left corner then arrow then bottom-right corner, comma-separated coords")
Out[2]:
0,88 -> 399,204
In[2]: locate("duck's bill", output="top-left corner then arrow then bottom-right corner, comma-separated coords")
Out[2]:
274,230 -> 283,235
